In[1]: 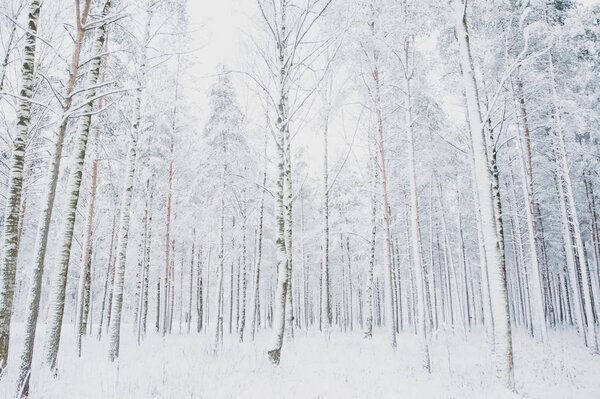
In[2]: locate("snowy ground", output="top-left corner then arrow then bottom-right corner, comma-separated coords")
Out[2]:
1,325 -> 599,398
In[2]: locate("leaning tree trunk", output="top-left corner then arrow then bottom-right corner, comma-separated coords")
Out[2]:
17,0 -> 94,389
44,1 -> 111,371
0,0 -> 41,375
456,0 -> 514,388
75,50 -> 109,357
108,2 -> 151,361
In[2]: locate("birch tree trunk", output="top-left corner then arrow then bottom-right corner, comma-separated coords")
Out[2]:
251,131 -> 268,340
267,0 -> 290,365
321,113 -> 331,331
364,135 -> 377,339
142,187 -> 153,337
239,206 -> 249,341
97,213 -> 116,341
0,0 -> 40,374
455,0 -> 514,387
44,1 -> 111,371
107,2 -> 151,361
196,247 -> 203,333
403,39 -> 430,370
509,79 -> 547,342
75,48 -> 109,357
548,51 -> 598,352
215,171 -> 226,348
374,62 -> 397,349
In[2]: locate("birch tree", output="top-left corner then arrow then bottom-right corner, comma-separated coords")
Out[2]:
455,0 -> 514,387
0,0 -> 40,374
44,0 -> 112,370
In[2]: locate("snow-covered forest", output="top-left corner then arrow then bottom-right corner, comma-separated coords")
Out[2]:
0,0 -> 599,397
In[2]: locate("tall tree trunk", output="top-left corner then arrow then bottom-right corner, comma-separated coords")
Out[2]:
215,169 -> 226,347
548,50 -> 598,352
364,135 -> 378,339
97,213 -> 116,341
0,0 -> 40,375
509,78 -> 547,342
142,187 -> 153,336
239,206 -> 249,341
188,237 -> 195,334
17,0 -> 93,389
267,0 -> 290,364
456,1 -> 514,387
251,131 -> 268,340
321,114 -> 332,331
196,247 -> 204,333
107,2 -> 150,361
403,40 -> 430,370
373,61 -> 397,348
44,1 -> 111,371
75,49 -> 109,357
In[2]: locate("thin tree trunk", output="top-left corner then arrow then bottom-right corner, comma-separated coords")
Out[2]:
97,213 -> 116,339
107,2 -> 150,360
403,42 -> 430,368
549,50 -> 598,352
364,136 -> 377,339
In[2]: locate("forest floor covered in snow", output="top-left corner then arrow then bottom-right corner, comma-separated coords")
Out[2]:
1,325 -> 599,398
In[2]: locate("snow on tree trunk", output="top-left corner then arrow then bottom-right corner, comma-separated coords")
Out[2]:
97,213 -> 116,341
455,0 -> 514,387
364,135 -> 377,339
509,79 -> 547,343
44,1 -> 111,371
0,0 -> 40,375
250,131 -> 268,340
75,53 -> 108,356
239,206 -> 249,341
548,50 -> 598,352
373,63 -> 397,349
108,2 -> 151,361
215,173 -> 226,348
403,40 -> 431,371
321,114 -> 331,331
267,0 -> 291,365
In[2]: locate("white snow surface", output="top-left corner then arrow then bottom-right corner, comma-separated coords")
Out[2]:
1,325 -> 599,398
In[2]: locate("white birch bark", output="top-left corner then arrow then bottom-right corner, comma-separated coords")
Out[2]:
548,51 -> 598,352
509,80 -> 547,342
455,0 -> 514,387
44,1 -> 111,370
0,0 -> 40,374
108,2 -> 151,360
403,40 -> 431,371
364,136 -> 378,339
17,0 -> 94,386
267,0 -> 291,364
321,113 -> 331,331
